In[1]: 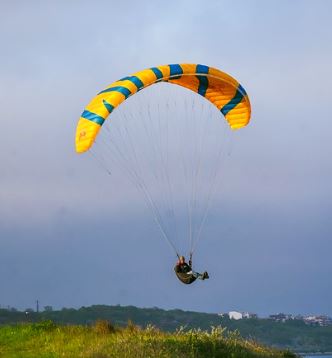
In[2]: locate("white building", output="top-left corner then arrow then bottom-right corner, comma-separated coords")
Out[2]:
228,311 -> 243,320
304,315 -> 332,326
218,311 -> 258,320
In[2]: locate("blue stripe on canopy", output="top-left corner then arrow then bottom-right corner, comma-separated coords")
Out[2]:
220,84 -> 244,116
196,64 -> 209,97
196,64 -> 209,74
98,86 -> 131,98
81,110 -> 105,125
197,76 -> 209,97
169,64 -> 183,76
150,67 -> 163,80
102,99 -> 114,114
169,64 -> 183,79
120,76 -> 144,90
129,76 -> 144,89
237,83 -> 247,96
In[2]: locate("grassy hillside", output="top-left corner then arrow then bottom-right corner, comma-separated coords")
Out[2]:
0,321 -> 297,358
1,305 -> 331,352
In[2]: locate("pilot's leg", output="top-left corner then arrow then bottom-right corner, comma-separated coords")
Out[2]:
192,271 -> 209,280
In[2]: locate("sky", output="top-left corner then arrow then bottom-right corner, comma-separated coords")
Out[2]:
0,0 -> 332,317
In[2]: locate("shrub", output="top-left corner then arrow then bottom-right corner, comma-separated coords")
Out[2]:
93,319 -> 115,334
31,320 -> 57,332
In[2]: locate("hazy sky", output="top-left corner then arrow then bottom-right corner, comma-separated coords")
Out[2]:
1,0 -> 332,317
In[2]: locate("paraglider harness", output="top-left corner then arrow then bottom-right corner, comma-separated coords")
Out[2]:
174,253 -> 197,284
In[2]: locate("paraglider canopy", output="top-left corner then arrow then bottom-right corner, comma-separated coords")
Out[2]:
75,63 -> 251,153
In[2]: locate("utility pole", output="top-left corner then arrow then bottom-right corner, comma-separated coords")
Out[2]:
36,300 -> 39,313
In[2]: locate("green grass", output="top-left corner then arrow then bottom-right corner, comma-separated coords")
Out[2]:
0,320 -> 298,358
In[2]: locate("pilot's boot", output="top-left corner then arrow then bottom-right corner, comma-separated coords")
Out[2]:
202,271 -> 209,280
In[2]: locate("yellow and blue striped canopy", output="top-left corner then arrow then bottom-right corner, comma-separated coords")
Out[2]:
75,63 -> 251,153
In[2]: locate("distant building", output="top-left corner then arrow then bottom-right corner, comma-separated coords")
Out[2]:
303,315 -> 332,326
269,313 -> 293,322
219,311 -> 332,326
242,312 -> 258,319
294,314 -> 304,320
228,311 -> 243,320
221,311 -> 258,320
